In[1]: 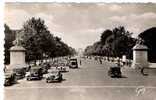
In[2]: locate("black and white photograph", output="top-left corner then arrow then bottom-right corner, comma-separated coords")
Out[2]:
3,2 -> 156,100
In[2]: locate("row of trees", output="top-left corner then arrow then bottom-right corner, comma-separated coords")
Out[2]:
4,17 -> 76,64
139,27 -> 156,62
84,26 -> 136,59
4,24 -> 16,64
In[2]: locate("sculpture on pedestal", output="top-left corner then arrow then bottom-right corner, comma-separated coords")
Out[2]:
13,31 -> 23,46
136,37 -> 144,45
10,31 -> 26,68
132,37 -> 148,75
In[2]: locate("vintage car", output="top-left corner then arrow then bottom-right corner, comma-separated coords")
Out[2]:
40,63 -> 49,74
42,63 -> 51,69
56,66 -> 67,72
26,66 -> 43,81
45,70 -> 63,83
69,58 -> 78,69
4,72 -> 16,86
56,63 -> 69,72
13,67 -> 26,80
108,65 -> 122,78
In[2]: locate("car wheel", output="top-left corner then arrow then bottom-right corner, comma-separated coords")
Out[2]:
58,79 -> 62,82
27,77 -> 30,81
46,80 -> 49,83
118,74 -> 122,78
59,77 -> 62,82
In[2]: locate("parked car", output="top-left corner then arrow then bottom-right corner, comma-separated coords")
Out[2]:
13,67 -> 26,80
26,66 -> 43,81
45,70 -> 63,83
4,72 -> 16,86
69,58 -> 78,68
108,65 -> 122,78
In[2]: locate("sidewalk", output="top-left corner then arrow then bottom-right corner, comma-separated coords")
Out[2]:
149,63 -> 156,68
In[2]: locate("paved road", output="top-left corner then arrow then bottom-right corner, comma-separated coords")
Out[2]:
4,58 -> 156,100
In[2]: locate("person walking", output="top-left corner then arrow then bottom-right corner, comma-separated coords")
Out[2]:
79,59 -> 82,65
99,58 -> 102,64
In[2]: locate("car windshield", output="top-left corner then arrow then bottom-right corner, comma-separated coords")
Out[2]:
48,70 -> 59,74
13,68 -> 23,71
30,68 -> 40,72
5,73 -> 12,78
111,67 -> 120,71
71,62 -> 76,65
70,59 -> 77,61
51,71 -> 59,74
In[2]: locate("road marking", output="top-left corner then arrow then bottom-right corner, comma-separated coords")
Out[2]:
136,86 -> 146,96
4,85 -> 156,90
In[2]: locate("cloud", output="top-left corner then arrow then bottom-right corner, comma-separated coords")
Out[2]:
4,3 -> 156,49
110,12 -> 156,23
96,3 -> 107,6
5,9 -> 31,29
109,12 -> 156,36
4,8 -> 61,32
34,13 -> 62,33
109,4 -> 122,12
34,13 -> 54,23
79,28 -> 104,34
139,12 -> 156,19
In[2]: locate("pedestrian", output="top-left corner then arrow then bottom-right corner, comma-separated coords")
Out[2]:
99,58 -> 102,64
79,59 -> 82,65
116,57 -> 120,64
116,61 -> 121,68
122,55 -> 126,66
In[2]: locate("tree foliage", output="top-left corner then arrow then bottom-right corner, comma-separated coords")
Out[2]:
4,24 -> 13,64
4,17 -> 76,63
139,27 -> 156,62
84,26 -> 136,58
21,17 -> 76,62
4,24 -> 18,64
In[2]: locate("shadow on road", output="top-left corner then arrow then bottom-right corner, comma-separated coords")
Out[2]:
120,75 -> 128,78
110,75 -> 128,78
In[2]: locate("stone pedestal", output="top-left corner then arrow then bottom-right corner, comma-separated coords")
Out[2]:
9,46 -> 26,69
132,44 -> 148,69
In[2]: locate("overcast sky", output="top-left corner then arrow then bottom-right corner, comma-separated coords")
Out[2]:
4,3 -> 156,49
